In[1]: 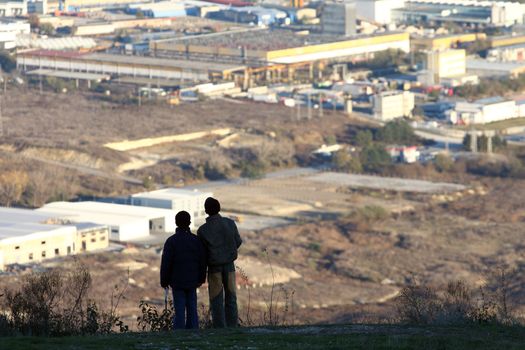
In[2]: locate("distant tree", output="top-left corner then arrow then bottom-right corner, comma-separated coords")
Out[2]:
360,144 -> 391,173
39,23 -> 55,36
0,170 -> 29,207
333,150 -> 362,173
375,120 -> 417,144
355,130 -> 373,148
0,51 -> 16,72
434,153 -> 454,172
324,134 -> 337,145
28,14 -> 40,30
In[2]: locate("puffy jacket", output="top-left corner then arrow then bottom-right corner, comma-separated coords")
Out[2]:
197,214 -> 242,267
160,228 -> 207,289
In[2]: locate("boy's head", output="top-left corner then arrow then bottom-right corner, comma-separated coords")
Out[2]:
204,197 -> 221,216
175,211 -> 191,229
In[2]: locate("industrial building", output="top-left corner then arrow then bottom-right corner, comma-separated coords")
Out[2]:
0,0 -> 26,16
17,50 -> 246,82
37,201 -> 177,241
207,6 -> 288,26
393,0 -> 525,27
321,1 -> 356,36
0,19 -> 29,49
423,49 -> 466,85
372,90 -> 415,121
355,0 -> 405,25
410,33 -> 486,52
131,188 -> 213,225
466,58 -> 525,78
152,29 -> 410,64
448,97 -> 518,125
0,207 -> 109,270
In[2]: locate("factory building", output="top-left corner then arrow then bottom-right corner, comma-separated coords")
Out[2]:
0,0 -> 26,16
207,6 -> 288,26
423,49 -> 466,85
321,1 -> 356,36
372,90 -> 415,121
410,33 -> 486,52
393,0 -> 525,27
448,97 -> 518,125
355,0 -> 405,25
0,207 -> 109,270
131,188 -> 212,225
37,201 -> 177,242
466,58 -> 525,78
17,50 -> 246,82
152,30 -> 410,65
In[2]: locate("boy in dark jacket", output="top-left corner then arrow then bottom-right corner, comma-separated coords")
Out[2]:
160,211 -> 206,329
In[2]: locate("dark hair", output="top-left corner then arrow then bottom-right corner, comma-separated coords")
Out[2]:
204,197 -> 221,216
175,211 -> 191,228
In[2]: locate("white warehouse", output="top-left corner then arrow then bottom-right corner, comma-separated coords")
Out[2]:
131,188 -> 212,226
448,97 -> 518,125
0,207 -> 108,270
37,201 -> 176,242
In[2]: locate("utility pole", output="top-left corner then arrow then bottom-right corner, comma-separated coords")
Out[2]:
318,94 -> 324,118
307,92 -> 312,120
0,95 -> 3,138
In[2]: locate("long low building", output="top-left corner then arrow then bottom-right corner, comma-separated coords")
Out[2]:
16,50 -> 247,81
131,188 -> 212,225
36,201 -> 177,241
0,207 -> 109,270
152,29 -> 410,64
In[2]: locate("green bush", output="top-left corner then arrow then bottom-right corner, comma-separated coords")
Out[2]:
360,144 -> 391,173
375,120 -> 418,144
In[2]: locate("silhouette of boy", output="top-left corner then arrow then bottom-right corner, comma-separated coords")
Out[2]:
160,211 -> 206,329
197,197 -> 242,328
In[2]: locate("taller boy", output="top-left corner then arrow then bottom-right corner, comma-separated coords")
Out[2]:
197,197 -> 242,328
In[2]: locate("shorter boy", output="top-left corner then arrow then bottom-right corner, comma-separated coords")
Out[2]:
160,211 -> 206,329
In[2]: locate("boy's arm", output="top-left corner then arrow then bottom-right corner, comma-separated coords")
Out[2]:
198,240 -> 207,286
232,221 -> 242,248
160,240 -> 173,289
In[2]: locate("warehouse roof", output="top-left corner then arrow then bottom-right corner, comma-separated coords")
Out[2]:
164,29 -> 405,51
38,201 -> 176,221
132,188 -> 212,200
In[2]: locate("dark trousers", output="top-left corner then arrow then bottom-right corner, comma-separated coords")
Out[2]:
172,288 -> 198,330
208,262 -> 238,328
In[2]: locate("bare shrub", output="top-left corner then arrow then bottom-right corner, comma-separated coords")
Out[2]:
396,273 -> 518,326
0,264 -> 128,336
137,299 -> 173,332
260,249 -> 295,327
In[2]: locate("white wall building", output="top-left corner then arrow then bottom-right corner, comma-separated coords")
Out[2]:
131,188 -> 212,226
355,0 -> 405,25
0,0 -> 27,16
37,201 -> 176,241
372,90 -> 415,121
0,19 -> 30,49
425,49 -> 466,84
0,207 -> 108,270
448,97 -> 518,125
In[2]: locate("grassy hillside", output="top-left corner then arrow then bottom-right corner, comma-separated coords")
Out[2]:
2,324 -> 525,350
